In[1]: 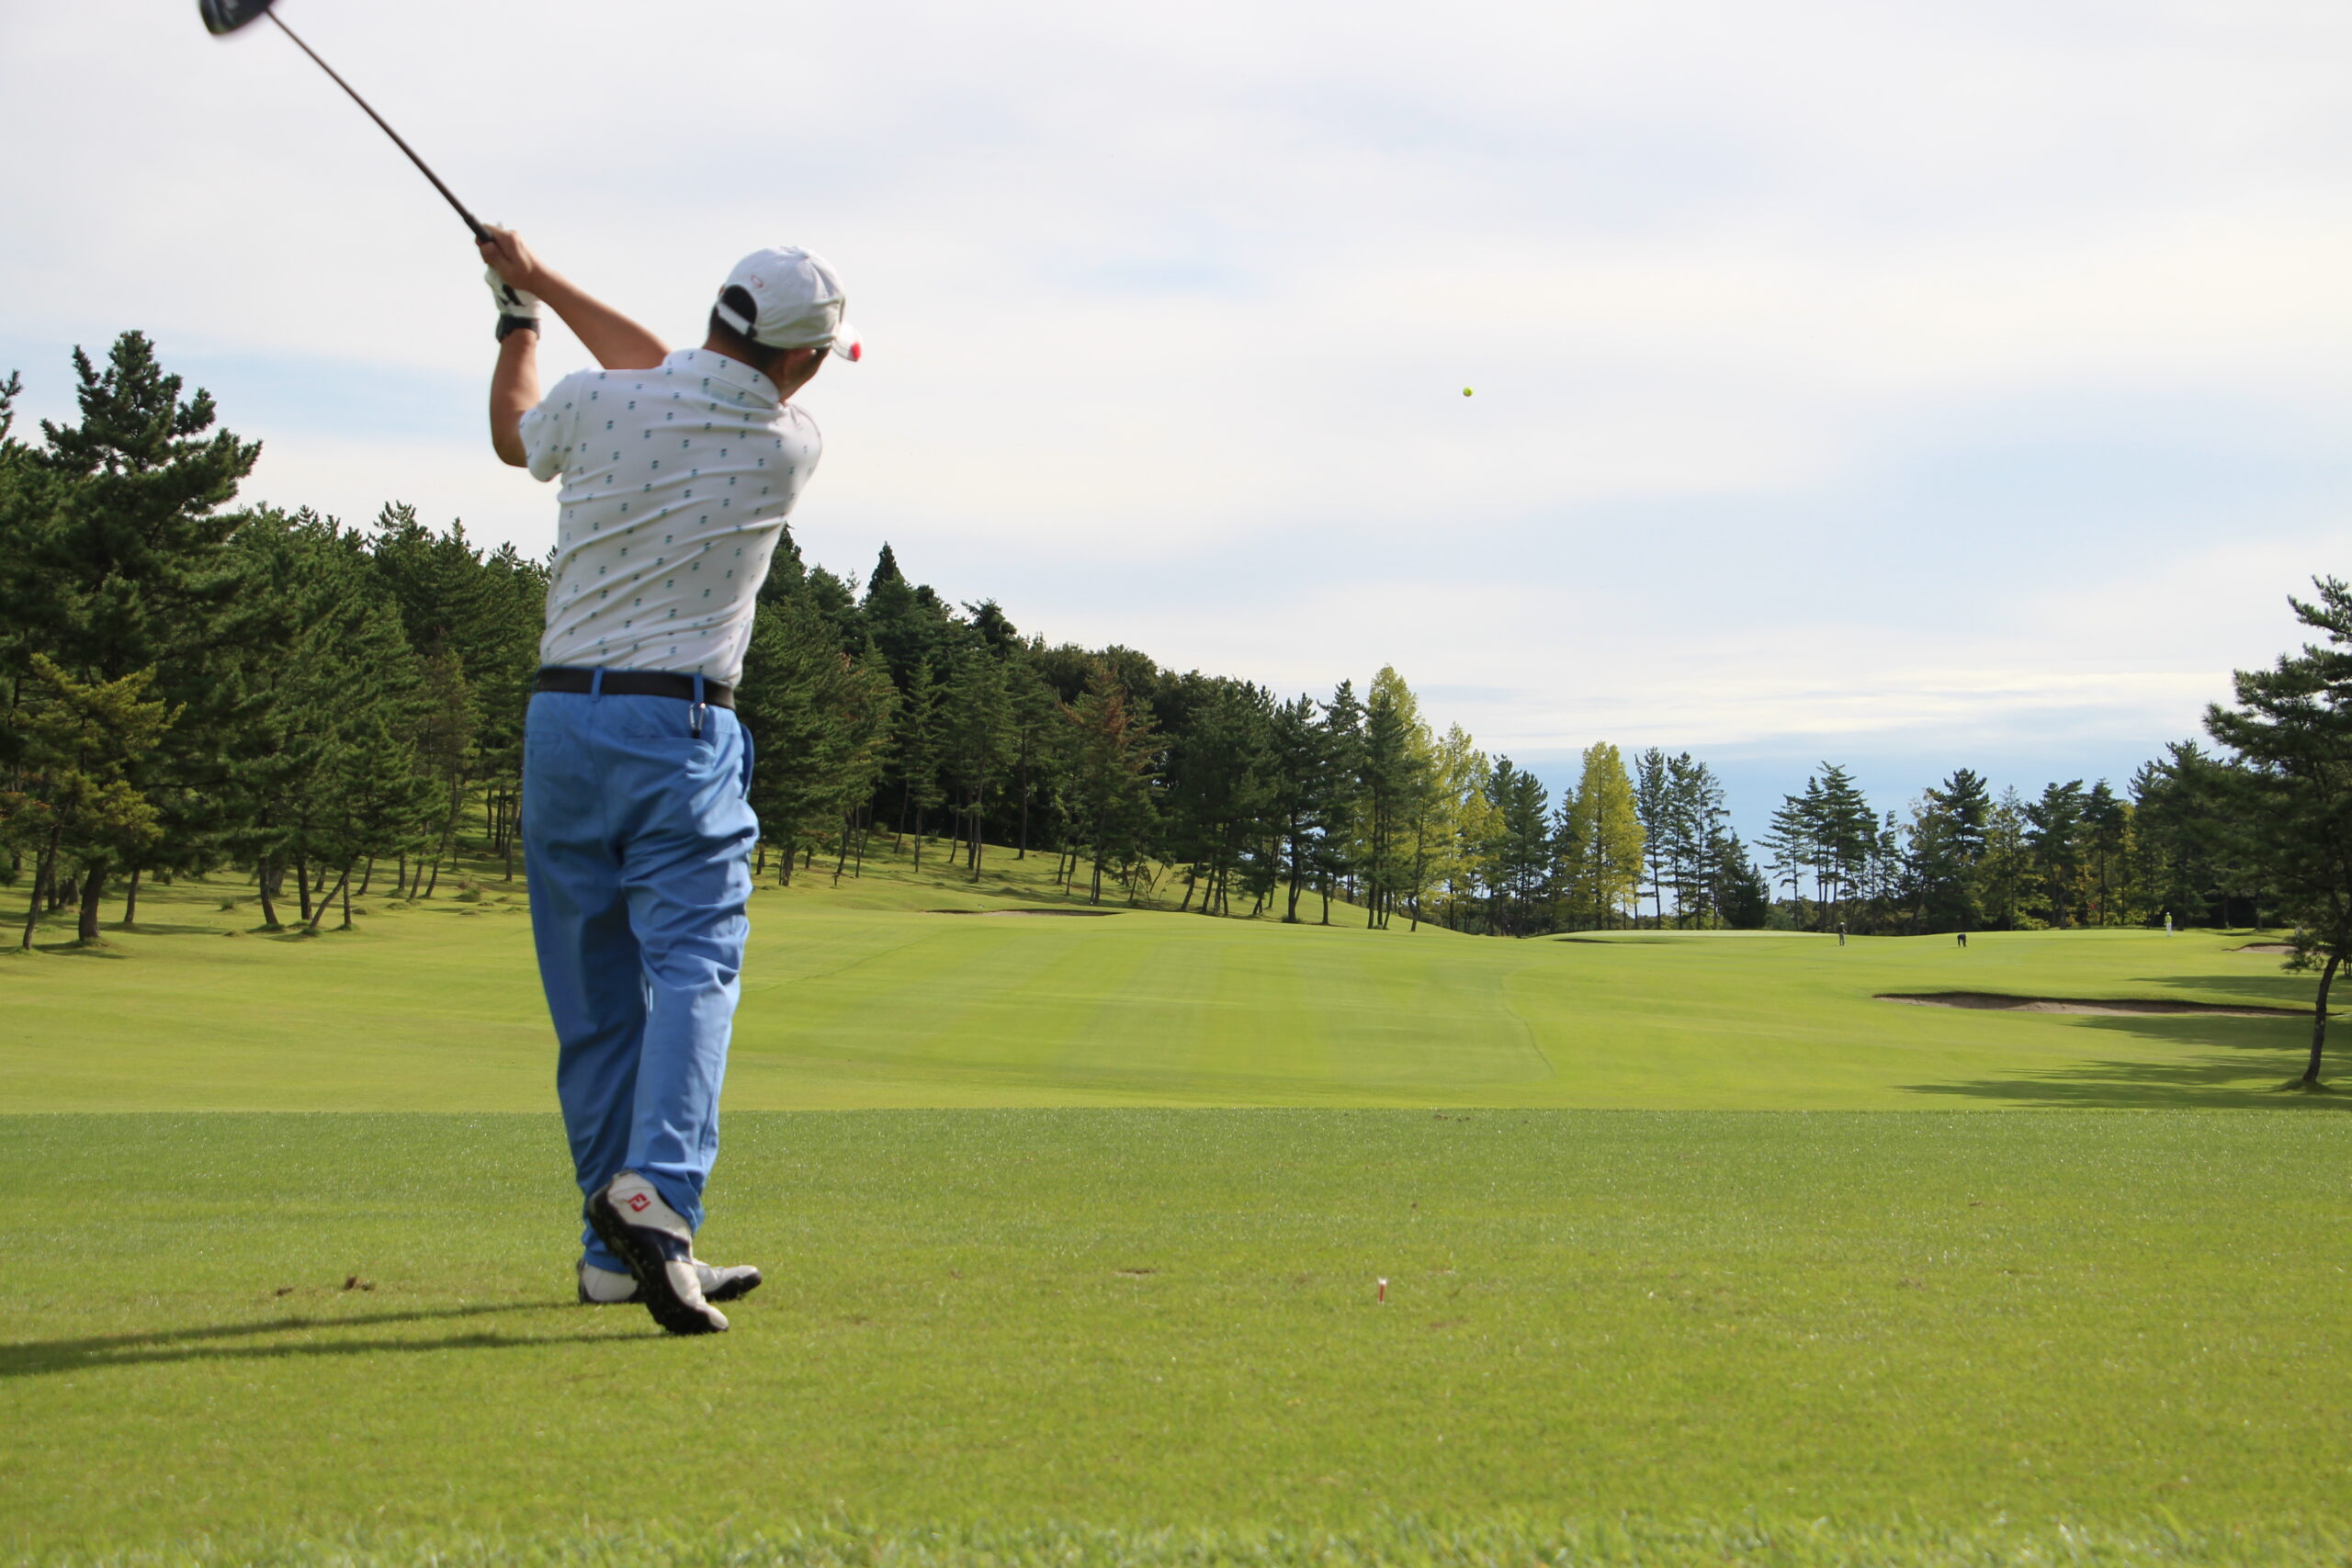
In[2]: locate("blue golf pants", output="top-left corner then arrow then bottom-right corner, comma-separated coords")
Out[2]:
522,688 -> 757,1270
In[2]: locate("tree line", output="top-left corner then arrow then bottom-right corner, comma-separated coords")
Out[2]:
6,334 -> 2350,1023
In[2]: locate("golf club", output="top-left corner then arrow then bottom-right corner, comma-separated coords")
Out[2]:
199,0 -> 491,246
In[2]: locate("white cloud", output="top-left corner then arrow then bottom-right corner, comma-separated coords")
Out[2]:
5,0 -> 2348,783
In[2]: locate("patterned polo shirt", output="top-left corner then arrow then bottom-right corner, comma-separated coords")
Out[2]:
519,347 -> 820,684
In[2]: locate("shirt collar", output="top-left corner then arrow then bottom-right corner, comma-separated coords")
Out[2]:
666,346 -> 780,405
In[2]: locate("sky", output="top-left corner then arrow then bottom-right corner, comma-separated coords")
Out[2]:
5,0 -> 2349,840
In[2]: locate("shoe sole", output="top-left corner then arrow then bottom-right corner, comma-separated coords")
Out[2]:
585,1190 -> 728,1336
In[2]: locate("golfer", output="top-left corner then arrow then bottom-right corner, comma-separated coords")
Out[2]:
481,228 -> 860,1335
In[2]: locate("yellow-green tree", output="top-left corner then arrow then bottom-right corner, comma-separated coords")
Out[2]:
1363,665 -> 1437,930
1419,724 -> 1492,931
1564,741 -> 1645,929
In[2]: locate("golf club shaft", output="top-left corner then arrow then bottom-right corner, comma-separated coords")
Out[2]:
267,12 -> 491,245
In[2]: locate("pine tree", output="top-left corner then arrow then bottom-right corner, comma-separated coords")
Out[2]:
10,656 -> 174,948
408,642 -> 480,898
2200,577 -> 2352,1082
2023,781 -> 2089,927
1907,771 -> 1990,933
1712,830 -> 1773,929
1161,678 -> 1275,917
1317,681 -> 1366,922
1064,664 -> 1159,905
18,333 -> 259,926
1978,787 -> 2031,930
1482,757 -> 1552,936
892,660 -> 947,868
1266,694 -> 1330,923
1663,753 -> 1727,927
1811,764 -> 1875,931
2083,782 -> 2132,926
1633,748 -> 1672,925
942,637 -> 1012,881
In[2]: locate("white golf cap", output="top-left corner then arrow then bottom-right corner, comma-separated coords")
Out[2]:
713,246 -> 862,362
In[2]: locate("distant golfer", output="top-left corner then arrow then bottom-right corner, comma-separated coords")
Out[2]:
481,228 -> 861,1334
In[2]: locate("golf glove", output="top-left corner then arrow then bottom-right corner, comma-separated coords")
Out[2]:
486,265 -> 540,321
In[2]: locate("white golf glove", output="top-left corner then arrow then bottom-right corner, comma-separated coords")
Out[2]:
486,265 -> 540,321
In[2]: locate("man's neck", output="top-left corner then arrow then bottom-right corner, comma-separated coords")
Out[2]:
698,336 -> 773,377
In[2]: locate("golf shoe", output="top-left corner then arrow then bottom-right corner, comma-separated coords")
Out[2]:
585,1171 -> 729,1335
577,1258 -> 763,1305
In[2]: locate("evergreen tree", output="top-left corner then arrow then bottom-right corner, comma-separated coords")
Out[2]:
1316,680 -> 1367,921
9,656 -> 173,947
1266,694 -> 1331,923
1663,753 -> 1727,927
1907,771 -> 1989,933
1633,748 -> 1672,925
941,637 -> 1012,881
1761,790 -> 1817,923
739,594 -> 898,884
1482,757 -> 1552,936
2023,780 -> 2088,927
17,333 -> 259,925
1978,787 -> 2031,930
1065,664 -> 1159,905
1712,830 -> 1773,929
408,642 -> 480,897
1002,644 -> 1064,863
2082,781 -> 2132,926
891,660 -> 947,869
2200,576 -> 2352,1082
1161,677 -> 1275,917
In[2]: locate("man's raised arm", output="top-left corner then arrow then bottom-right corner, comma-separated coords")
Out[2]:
480,227 -> 669,369
481,226 -> 671,468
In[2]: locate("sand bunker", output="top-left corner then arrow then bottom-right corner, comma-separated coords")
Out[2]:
1879,991 -> 2303,1019
927,908 -> 1122,917
2237,942 -> 2295,953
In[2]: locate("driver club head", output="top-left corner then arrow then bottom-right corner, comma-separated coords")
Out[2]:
198,0 -> 277,36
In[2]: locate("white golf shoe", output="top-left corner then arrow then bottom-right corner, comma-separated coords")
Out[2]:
584,1171 -> 731,1335
577,1258 -> 763,1305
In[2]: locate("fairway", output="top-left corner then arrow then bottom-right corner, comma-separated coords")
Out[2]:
5,1111 -> 2350,1566
6,861 -> 2352,1564
1,851 -> 2340,1112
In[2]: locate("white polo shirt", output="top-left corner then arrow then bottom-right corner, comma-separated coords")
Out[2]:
519,347 -> 820,685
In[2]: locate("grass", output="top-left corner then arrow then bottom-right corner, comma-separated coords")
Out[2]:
6,844 -> 2351,1562
0,837 -> 2340,1111
6,1111 -> 2350,1564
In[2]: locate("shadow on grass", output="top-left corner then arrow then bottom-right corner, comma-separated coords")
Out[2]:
0,1302 -> 624,1378
1903,1011 -> 2352,1109
2143,971 -> 2332,1008
25,939 -> 129,959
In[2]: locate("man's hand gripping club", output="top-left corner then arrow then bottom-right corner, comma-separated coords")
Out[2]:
481,226 -> 671,469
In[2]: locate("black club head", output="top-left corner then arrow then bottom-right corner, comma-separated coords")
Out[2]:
198,0 -> 277,36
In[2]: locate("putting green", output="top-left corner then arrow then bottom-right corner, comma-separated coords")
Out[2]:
0,840 -> 2337,1112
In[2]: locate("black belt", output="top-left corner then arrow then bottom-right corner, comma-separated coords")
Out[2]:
535,667 -> 735,709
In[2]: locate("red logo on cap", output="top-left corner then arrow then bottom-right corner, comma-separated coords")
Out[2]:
626,1192 -> 650,1213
